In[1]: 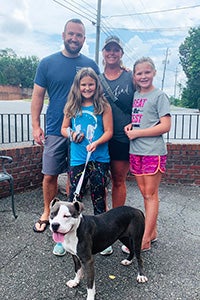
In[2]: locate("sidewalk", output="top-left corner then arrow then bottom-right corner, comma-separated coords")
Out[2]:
0,180 -> 200,300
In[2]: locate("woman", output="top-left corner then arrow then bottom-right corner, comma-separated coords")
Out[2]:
100,36 -> 135,208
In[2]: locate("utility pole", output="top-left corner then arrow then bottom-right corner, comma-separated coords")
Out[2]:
174,67 -> 178,98
161,48 -> 169,90
95,0 -> 101,64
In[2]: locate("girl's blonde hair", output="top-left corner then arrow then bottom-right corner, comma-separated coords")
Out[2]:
64,67 -> 109,118
133,56 -> 156,73
133,57 -> 156,91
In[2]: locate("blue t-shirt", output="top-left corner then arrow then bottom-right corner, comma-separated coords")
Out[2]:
34,51 -> 99,136
70,105 -> 110,166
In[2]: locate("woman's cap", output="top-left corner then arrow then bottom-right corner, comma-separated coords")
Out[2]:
102,36 -> 123,52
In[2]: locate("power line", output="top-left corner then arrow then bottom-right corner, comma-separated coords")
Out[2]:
79,0 -> 97,13
108,4 -> 200,18
136,0 -> 162,42
52,0 -> 96,24
52,0 -> 133,61
52,0 -> 194,69
119,0 -> 154,39
100,18 -> 135,62
161,48 -> 170,90
118,0 -> 159,61
106,26 -> 192,32
61,0 -> 96,20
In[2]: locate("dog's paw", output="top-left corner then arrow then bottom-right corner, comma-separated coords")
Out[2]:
137,274 -> 148,283
121,259 -> 133,266
66,279 -> 79,288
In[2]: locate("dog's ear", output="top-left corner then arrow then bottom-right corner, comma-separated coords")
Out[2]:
73,201 -> 84,213
50,197 -> 60,208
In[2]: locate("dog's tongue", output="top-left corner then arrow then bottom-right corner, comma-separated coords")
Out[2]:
52,232 -> 65,243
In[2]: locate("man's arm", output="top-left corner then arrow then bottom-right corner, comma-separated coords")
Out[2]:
31,83 -> 46,145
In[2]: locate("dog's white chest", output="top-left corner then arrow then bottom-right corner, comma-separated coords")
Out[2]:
63,232 -> 78,255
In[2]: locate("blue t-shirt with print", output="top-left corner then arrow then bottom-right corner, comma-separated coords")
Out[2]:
70,105 -> 110,166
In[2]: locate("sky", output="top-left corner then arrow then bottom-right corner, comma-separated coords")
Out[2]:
1,0 -> 200,97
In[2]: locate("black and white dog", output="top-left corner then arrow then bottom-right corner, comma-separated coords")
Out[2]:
49,198 -> 148,300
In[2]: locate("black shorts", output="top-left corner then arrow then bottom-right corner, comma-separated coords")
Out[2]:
108,139 -> 129,161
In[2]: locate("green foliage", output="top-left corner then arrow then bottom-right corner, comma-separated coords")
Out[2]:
179,27 -> 200,110
0,48 -> 39,88
169,96 -> 182,107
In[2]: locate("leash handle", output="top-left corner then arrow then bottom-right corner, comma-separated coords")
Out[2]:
73,151 -> 91,201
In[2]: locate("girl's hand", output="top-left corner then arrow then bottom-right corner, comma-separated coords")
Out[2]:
125,128 -> 139,140
87,142 -> 97,152
124,123 -> 132,133
72,131 -> 84,143
124,124 -> 140,140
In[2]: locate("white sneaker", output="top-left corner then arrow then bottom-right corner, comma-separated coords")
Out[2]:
100,246 -> 113,256
121,245 -> 130,254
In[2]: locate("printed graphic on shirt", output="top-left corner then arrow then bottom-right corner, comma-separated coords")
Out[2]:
113,84 -> 130,98
132,97 -> 147,127
74,110 -> 97,144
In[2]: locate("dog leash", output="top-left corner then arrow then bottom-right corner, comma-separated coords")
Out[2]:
67,126 -> 91,201
73,150 -> 91,202
67,125 -> 95,202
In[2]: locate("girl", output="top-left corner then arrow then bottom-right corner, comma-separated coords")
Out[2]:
61,67 -> 113,255
124,57 -> 171,252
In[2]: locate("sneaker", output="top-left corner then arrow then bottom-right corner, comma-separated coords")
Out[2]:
100,246 -> 113,256
53,243 -> 66,256
121,245 -> 130,254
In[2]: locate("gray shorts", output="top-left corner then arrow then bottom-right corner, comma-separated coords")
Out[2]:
42,135 -> 69,175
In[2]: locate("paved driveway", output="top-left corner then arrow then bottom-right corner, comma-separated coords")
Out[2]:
0,180 -> 200,299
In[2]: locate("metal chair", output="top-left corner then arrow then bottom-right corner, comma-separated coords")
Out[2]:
0,155 -> 17,218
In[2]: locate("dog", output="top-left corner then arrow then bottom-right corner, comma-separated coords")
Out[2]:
49,198 -> 148,300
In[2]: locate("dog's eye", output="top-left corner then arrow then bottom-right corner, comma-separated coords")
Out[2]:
50,208 -> 59,219
63,214 -> 70,218
50,212 -> 55,219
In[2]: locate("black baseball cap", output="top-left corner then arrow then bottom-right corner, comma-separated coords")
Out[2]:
102,36 -> 124,53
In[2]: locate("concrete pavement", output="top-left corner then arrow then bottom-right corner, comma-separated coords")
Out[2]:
0,180 -> 200,299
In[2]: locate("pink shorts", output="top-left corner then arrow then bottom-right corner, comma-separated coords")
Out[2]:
129,154 -> 167,176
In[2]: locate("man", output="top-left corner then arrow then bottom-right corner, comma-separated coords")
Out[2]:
31,19 -> 99,255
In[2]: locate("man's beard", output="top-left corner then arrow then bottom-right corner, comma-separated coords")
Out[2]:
64,41 -> 83,55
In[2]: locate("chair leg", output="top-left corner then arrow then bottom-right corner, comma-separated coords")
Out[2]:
9,178 -> 17,218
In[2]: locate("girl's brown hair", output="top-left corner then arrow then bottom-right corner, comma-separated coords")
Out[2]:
64,67 -> 109,118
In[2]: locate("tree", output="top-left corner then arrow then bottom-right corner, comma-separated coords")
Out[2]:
179,27 -> 200,110
0,48 -> 39,88
16,56 -> 40,87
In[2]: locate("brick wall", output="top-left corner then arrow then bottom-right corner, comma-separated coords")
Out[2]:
0,143 -> 200,198
164,143 -> 200,185
0,145 -> 43,198
0,85 -> 32,100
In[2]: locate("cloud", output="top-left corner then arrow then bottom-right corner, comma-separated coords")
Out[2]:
1,0 -> 200,95
1,0 -> 31,34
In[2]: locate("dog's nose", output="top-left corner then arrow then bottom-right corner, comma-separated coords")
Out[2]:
52,222 -> 60,232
